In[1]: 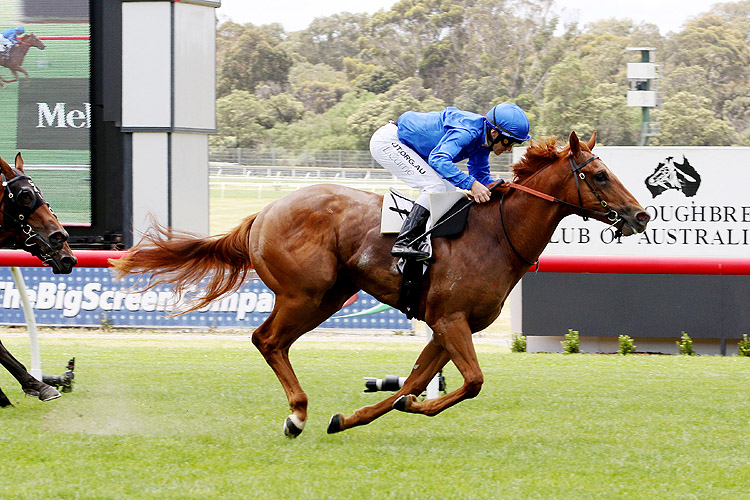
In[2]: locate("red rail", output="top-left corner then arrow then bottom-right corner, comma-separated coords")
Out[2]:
37,36 -> 90,40
1,250 -> 749,275
0,249 -> 125,268
530,255 -> 750,276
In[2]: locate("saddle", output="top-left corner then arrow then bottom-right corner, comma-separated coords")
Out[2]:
382,190 -> 474,318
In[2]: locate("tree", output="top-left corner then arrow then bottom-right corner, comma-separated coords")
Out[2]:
351,66 -> 401,94
587,83 -> 641,145
660,65 -> 716,102
346,78 -> 445,148
723,93 -> 750,145
212,91 -> 275,148
272,91 -> 377,150
664,14 -> 750,113
464,0 -> 561,100
283,13 -> 370,71
710,0 -> 750,43
218,24 -> 293,97
537,55 -> 593,138
655,91 -> 736,146
288,62 -> 352,113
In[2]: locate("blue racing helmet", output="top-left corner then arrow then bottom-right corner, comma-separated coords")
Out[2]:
16,26 -> 24,34
485,103 -> 531,142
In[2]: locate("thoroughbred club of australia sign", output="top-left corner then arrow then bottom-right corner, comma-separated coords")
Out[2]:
543,147 -> 750,258
17,78 -> 90,150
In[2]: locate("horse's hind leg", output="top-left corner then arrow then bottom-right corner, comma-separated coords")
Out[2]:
0,387 -> 12,407
0,340 -> 61,401
252,286 -> 356,438
327,338 -> 451,434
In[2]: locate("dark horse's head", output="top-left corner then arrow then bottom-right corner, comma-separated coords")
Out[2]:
511,131 -> 650,236
0,154 -> 76,273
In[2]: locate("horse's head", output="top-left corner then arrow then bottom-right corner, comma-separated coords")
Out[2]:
0,154 -> 76,274
563,131 -> 650,236
511,132 -> 650,236
20,33 -> 45,50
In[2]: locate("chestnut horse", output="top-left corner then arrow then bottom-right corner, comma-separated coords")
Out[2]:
112,132 -> 650,437
0,153 -> 77,407
0,33 -> 45,85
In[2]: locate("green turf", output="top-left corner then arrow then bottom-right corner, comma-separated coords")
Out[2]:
0,334 -> 748,499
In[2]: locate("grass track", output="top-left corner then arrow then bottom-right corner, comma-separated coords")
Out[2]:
0,335 -> 748,499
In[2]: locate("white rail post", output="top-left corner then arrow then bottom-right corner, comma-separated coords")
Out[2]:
10,266 -> 42,380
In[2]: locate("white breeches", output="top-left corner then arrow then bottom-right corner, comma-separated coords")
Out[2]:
370,122 -> 455,209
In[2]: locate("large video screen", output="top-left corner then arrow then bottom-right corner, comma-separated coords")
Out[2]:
0,0 -> 91,225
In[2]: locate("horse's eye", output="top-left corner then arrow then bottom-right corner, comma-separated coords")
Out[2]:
19,191 -> 34,206
594,171 -> 608,183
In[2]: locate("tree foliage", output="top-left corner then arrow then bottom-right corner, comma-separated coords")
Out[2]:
215,1 -> 750,149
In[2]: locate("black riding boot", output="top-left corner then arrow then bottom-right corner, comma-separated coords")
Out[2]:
391,204 -> 430,260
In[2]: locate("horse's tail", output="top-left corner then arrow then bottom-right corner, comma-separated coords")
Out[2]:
110,214 -> 258,313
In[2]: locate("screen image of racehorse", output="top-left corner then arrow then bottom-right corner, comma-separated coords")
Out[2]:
112,132 -> 651,437
0,32 -> 45,85
0,153 -> 77,408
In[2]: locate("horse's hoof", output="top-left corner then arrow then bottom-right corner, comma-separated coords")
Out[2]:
37,385 -> 61,402
393,394 -> 411,412
327,413 -> 343,434
283,414 -> 305,438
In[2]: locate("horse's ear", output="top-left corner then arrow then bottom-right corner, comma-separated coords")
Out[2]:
569,131 -> 581,155
0,155 -> 12,178
587,131 -> 597,150
14,153 -> 23,172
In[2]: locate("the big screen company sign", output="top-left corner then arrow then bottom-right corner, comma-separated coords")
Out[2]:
0,267 -> 410,330
544,147 -> 750,257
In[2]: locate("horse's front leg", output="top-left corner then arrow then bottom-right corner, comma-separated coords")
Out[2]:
0,341 -> 60,401
327,338 -> 451,433
392,316 -> 483,417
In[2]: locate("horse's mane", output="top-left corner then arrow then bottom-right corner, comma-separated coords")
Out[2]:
510,136 -> 570,183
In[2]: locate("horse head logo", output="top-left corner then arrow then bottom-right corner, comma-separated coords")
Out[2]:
645,155 -> 701,198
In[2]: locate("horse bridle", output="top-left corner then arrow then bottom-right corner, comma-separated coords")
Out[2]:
0,171 -> 58,261
498,153 -> 622,267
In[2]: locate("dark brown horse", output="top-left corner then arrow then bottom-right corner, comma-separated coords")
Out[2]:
0,33 -> 45,85
0,153 -> 77,407
112,132 -> 650,437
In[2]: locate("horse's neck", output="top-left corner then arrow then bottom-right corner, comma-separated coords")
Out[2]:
495,176 -> 569,264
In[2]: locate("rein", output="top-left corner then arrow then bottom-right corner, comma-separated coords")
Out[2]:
498,153 -> 622,267
404,152 -> 623,268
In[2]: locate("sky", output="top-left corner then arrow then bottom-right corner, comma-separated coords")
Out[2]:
216,0 -> 730,35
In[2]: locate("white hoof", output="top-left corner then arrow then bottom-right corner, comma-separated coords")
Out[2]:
283,414 -> 305,438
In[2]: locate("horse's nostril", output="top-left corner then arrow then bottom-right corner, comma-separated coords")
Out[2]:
636,211 -> 651,224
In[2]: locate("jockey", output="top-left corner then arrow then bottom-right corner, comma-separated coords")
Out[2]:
370,102 -> 531,259
0,26 -> 24,58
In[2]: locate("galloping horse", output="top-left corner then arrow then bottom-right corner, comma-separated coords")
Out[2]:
0,33 -> 45,85
112,132 -> 650,437
0,153 -> 77,407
